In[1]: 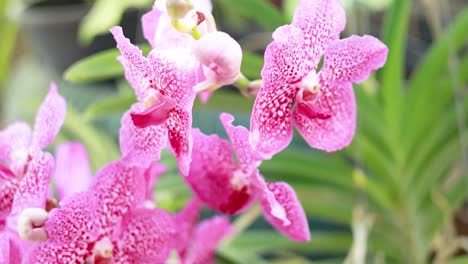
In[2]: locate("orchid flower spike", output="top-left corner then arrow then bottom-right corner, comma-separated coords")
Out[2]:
186,113 -> 310,241
249,0 -> 388,158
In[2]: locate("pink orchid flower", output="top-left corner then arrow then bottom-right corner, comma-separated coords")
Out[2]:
249,0 -> 388,158
111,26 -> 199,176
25,160 -> 175,263
174,197 -> 233,264
186,113 -> 310,241
142,0 -> 242,98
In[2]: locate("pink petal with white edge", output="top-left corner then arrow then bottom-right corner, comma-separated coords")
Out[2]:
187,129 -> 255,214
120,103 -> 168,168
250,25 -> 308,158
293,82 -> 356,152
32,83 -> 67,150
174,197 -> 202,258
292,0 -> 346,71
184,216 -> 233,264
193,32 -> 242,87
113,208 -> 175,264
89,161 -> 143,236
0,122 -> 31,164
320,35 -> 389,83
261,182 -> 310,242
111,26 -> 154,101
7,152 -> 54,231
55,142 -> 92,200
220,113 -> 262,174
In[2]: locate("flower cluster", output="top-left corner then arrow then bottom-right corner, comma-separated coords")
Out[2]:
0,0 -> 387,263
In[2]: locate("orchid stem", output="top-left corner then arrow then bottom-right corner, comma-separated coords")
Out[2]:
233,74 -> 262,98
222,204 -> 262,246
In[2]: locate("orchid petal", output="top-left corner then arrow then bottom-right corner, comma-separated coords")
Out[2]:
184,216 -> 233,264
220,113 -> 262,173
7,152 -> 54,231
292,0 -> 346,71
89,161 -> 142,236
187,129 -> 255,214
143,163 -> 166,201
0,122 -> 31,164
141,8 -> 163,47
293,82 -> 356,152
130,98 -> 177,128
320,35 -> 388,83
0,235 -> 8,263
32,83 -> 67,150
0,163 -> 14,180
261,182 -> 310,242
250,25 -> 307,158
114,208 -> 175,264
0,179 -> 20,221
111,26 -> 154,101
120,103 -> 168,168
27,241 -> 90,264
174,197 -> 202,258
54,142 -> 92,200
167,107 -> 193,176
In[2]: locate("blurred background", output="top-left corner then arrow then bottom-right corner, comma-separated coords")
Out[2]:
0,0 -> 467,263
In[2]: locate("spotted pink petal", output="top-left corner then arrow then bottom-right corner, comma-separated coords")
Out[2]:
7,152 -> 54,231
130,98 -> 177,128
113,208 -> 175,264
0,179 -> 20,222
220,113 -> 262,174
27,241 -> 91,264
0,163 -> 14,180
32,83 -> 66,150
292,0 -> 346,71
250,25 -> 307,158
45,192 -> 100,244
147,49 -> 198,108
89,161 -> 143,236
143,163 -> 166,201
0,122 -> 31,164
184,216 -> 233,264
193,32 -> 242,87
167,107 -> 193,177
261,182 -> 310,242
320,35 -> 388,83
293,82 -> 356,152
174,197 -> 202,258
111,26 -> 153,101
120,103 -> 168,169
54,142 -> 92,200
187,129 -> 255,214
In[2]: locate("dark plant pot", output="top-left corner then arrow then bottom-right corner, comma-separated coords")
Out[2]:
19,0 -> 140,74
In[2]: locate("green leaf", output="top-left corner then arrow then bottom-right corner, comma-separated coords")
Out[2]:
379,0 -> 412,157
449,257 -> 468,264
283,0 -> 299,22
79,0 -> 153,44
0,0 -> 17,88
222,0 -> 286,30
64,45 -> 152,83
241,52 -> 264,80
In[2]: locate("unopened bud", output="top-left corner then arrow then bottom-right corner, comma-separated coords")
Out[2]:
18,208 -> 49,242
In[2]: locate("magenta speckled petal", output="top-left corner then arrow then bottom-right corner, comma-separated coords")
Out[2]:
187,129 -> 255,214
32,83 -> 66,150
120,103 -> 168,169
167,107 -> 193,177
114,208 -> 175,264
89,161 -> 142,236
45,192 -> 99,244
130,98 -> 177,128
111,26 -> 153,101
7,152 -> 54,230
0,179 -> 20,221
0,162 -> 14,180
320,35 -> 388,83
174,197 -> 202,258
292,0 -> 346,71
184,216 -> 233,264
0,122 -> 31,164
27,241 -> 91,264
261,182 -> 310,242
250,25 -> 307,158
293,82 -> 356,152
143,163 -> 166,201
220,113 -> 262,173
55,142 -> 92,200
